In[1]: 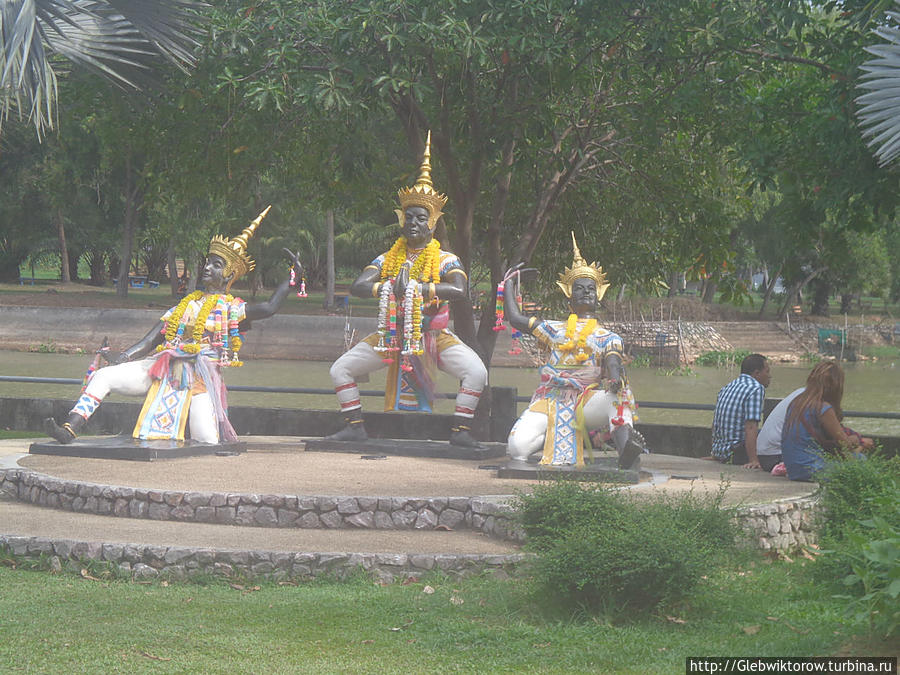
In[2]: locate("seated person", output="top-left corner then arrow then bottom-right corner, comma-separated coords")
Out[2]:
781,361 -> 873,482
45,207 -> 301,445
756,387 -> 804,472
710,354 -> 771,469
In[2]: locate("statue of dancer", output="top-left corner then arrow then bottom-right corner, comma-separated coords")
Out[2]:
502,235 -> 646,469
45,207 -> 302,445
326,132 -> 488,448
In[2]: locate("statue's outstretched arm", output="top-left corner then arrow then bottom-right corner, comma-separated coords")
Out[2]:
114,321 -> 165,364
503,266 -> 538,334
245,249 -> 303,321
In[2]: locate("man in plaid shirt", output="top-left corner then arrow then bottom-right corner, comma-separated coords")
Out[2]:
710,354 -> 771,469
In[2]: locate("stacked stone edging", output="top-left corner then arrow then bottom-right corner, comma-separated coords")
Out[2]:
0,535 -> 526,584
1,467 -> 820,554
737,497 -> 819,551
0,468 -> 523,542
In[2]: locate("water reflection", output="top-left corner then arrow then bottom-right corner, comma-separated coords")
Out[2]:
1,350 -> 897,435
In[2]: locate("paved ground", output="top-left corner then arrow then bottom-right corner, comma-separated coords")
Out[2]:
0,437 -> 816,555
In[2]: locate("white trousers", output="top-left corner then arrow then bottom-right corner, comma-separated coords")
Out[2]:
506,389 -> 634,461
73,359 -> 219,443
329,337 -> 487,418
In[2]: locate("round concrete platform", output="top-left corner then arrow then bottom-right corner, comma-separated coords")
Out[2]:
0,437 -> 818,581
7,436 -> 815,506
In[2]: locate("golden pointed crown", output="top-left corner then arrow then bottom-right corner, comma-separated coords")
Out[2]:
207,205 -> 271,290
395,131 -> 448,231
557,232 -> 610,300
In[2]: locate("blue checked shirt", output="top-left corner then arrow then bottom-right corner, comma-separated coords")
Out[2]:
711,374 -> 765,461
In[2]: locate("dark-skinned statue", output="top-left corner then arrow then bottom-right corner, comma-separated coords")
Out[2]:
326,132 -> 487,448
503,234 -> 645,469
44,207 -> 302,445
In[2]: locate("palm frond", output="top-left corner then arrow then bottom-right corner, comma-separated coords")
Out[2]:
856,7 -> 900,166
1,0 -> 208,138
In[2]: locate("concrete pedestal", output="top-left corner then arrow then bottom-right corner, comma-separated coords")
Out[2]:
28,436 -> 246,462
304,437 -> 506,461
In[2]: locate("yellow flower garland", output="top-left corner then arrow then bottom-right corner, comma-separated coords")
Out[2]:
560,313 -> 597,363
158,292 -> 239,357
381,237 -> 441,283
164,291 -> 203,344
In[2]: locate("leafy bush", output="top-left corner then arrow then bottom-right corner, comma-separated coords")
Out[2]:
514,480 -> 738,616
694,349 -> 751,367
840,508 -> 900,638
812,452 -> 900,637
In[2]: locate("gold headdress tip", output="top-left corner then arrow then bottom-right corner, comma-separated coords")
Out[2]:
207,206 -> 271,284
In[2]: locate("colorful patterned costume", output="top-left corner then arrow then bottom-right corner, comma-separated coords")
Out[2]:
330,247 -> 487,418
49,207 -> 278,446
73,295 -> 245,443
507,319 -> 637,466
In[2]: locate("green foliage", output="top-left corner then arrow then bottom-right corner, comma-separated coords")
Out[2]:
694,349 -> 752,367
628,353 -> 653,368
840,510 -> 900,638
658,364 -> 697,377
811,452 -> 900,636
514,480 -> 738,616
0,560 -> 878,672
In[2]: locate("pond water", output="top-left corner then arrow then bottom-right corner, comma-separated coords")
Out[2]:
1,350 -> 897,435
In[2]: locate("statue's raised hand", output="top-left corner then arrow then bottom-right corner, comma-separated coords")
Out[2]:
283,248 -> 303,280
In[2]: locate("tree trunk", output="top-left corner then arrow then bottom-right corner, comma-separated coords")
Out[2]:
702,280 -> 718,304
186,251 -> 199,293
810,279 -> 830,316
116,154 -> 139,299
840,293 -> 853,315
476,137 -> 516,365
56,208 -> 71,283
167,238 -> 178,297
757,262 -> 783,318
325,209 -> 336,310
778,268 -> 821,317
667,270 -> 680,297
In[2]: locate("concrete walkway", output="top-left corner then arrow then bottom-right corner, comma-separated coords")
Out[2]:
0,437 -> 816,556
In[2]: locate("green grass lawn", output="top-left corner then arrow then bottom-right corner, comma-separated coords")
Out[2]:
0,559 -> 888,674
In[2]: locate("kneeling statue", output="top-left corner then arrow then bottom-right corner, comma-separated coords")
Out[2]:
45,207 -> 302,445
503,235 -> 645,469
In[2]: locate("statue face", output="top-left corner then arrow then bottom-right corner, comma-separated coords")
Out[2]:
570,277 -> 598,311
403,206 -> 432,247
201,253 -> 231,292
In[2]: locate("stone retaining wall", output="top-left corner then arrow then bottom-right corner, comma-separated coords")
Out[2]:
0,535 -> 526,584
1,467 -> 820,555
737,498 -> 820,552
0,468 -> 524,542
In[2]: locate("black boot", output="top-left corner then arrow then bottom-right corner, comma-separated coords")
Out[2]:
613,426 -> 646,470
449,418 -> 483,448
325,409 -> 368,442
44,412 -> 85,445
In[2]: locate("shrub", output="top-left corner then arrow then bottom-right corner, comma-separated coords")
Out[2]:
812,452 -> 900,637
840,508 -> 900,638
694,349 -> 751,367
514,480 -> 738,616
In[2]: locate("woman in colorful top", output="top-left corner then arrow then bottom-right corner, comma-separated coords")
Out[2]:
45,207 -> 302,445
781,361 -> 872,481
326,132 -> 487,448
502,234 -> 645,469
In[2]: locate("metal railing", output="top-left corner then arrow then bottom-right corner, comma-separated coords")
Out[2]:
1,375 -> 897,420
